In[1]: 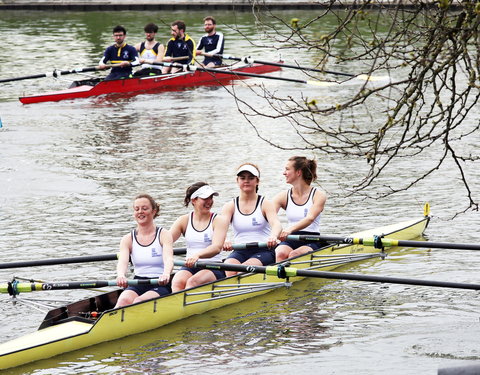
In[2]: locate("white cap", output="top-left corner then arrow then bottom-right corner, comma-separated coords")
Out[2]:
236,164 -> 260,177
191,185 -> 219,199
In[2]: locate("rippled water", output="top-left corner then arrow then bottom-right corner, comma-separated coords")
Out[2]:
1,9 -> 479,375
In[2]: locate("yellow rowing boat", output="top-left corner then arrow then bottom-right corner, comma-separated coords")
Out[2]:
0,211 -> 429,370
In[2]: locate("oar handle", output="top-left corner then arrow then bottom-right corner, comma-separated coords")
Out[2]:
169,56 -> 190,62
231,242 -> 270,250
174,260 -> 226,270
0,278 -> 160,295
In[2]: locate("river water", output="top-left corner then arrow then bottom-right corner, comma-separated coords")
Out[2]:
0,9 -> 479,375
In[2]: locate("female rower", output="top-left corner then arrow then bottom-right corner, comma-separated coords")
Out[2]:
170,182 -> 229,292
115,194 -> 174,308
222,163 -> 282,276
273,156 -> 327,262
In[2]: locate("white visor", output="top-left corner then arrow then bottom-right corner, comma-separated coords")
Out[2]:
236,164 -> 260,177
191,185 -> 219,199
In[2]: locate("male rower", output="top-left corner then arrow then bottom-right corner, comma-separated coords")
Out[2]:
162,20 -> 196,74
133,23 -> 165,77
196,16 -> 225,67
98,25 -> 140,80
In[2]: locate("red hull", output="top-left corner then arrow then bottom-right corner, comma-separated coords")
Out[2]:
19,63 -> 281,104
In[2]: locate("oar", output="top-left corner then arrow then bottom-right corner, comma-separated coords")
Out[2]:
0,247 -> 187,269
0,278 -> 159,295
286,234 -> 480,251
174,261 -> 480,291
151,61 -> 336,87
203,53 -> 385,81
168,56 -> 190,62
0,66 -> 112,83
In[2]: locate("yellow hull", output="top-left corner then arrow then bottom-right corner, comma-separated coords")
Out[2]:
0,215 -> 429,369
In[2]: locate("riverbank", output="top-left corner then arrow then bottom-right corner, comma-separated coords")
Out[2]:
0,0 -> 330,11
0,0 -> 461,11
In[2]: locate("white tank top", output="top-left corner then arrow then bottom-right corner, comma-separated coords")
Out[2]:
140,42 -> 161,70
232,195 -> 271,243
285,187 -> 320,233
185,212 -> 223,262
130,226 -> 165,277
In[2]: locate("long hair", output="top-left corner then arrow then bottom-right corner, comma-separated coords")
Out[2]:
289,156 -> 317,185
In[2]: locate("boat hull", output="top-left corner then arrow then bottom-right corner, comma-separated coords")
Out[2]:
19,63 -> 282,104
0,215 -> 429,369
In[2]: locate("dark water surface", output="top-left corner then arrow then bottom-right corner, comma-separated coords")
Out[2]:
0,9 -> 479,375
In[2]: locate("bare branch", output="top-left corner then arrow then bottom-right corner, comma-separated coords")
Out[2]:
229,1 -> 480,214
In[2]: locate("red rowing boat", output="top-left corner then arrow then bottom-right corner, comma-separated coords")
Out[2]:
19,63 -> 282,104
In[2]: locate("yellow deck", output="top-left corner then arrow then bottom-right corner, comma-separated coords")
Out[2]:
1,320 -> 92,353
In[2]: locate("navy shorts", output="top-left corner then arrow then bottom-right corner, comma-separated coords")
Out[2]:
278,231 -> 324,252
203,58 -> 222,66
180,266 -> 226,280
227,249 -> 275,266
125,276 -> 171,296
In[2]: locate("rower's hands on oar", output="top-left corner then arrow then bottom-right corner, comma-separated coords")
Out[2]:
185,255 -> 200,268
158,273 -> 170,286
267,236 -> 279,249
98,61 -> 133,71
116,274 -> 128,288
279,228 -> 293,242
117,61 -> 131,67
223,240 -> 233,251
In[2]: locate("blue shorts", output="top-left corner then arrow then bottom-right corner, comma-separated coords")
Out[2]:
180,266 -> 226,280
278,231 -> 323,252
125,276 -> 171,296
227,249 -> 275,266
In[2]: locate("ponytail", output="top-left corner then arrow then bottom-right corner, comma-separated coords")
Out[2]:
288,156 -> 317,184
